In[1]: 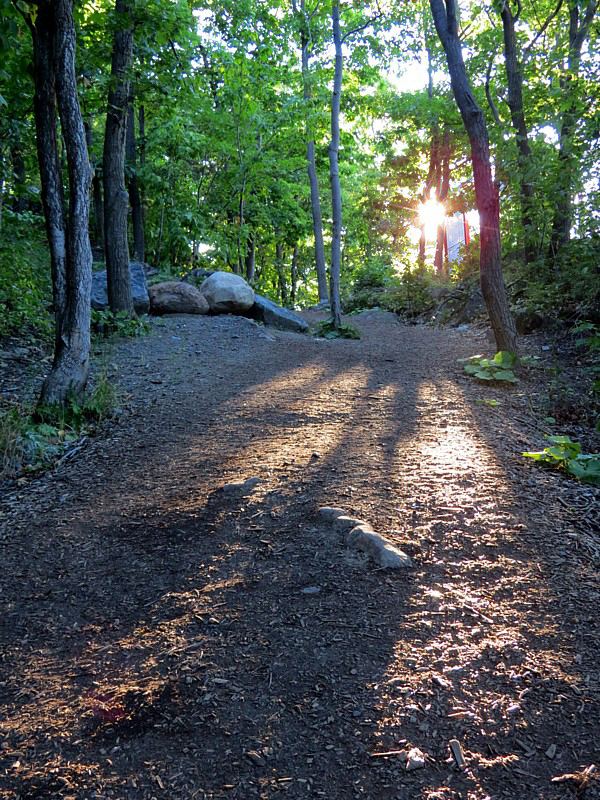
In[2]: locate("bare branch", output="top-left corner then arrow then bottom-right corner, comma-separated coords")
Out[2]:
341,2 -> 384,43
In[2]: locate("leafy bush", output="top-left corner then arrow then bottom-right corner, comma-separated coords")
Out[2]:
315,318 -> 361,340
0,209 -> 52,337
91,309 -> 150,339
1,375 -> 119,479
459,351 -> 518,383
524,435 -> 600,486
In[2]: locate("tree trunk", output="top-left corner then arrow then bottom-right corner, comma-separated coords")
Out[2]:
84,118 -> 105,258
419,125 -> 440,266
31,0 -> 93,405
434,127 -> 450,271
275,233 -> 287,305
500,1 -> 535,264
549,0 -> 597,257
328,2 -> 343,329
291,244 -> 298,305
103,0 -> 133,313
430,0 -> 517,352
245,232 -> 256,282
293,0 -> 329,304
126,99 -> 145,261
10,135 -> 27,213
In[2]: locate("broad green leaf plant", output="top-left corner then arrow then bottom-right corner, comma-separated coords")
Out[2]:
524,435 -> 600,487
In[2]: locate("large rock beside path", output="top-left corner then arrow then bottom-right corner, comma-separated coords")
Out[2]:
200,272 -> 254,314
148,281 -> 209,315
246,294 -> 309,333
91,262 -> 150,315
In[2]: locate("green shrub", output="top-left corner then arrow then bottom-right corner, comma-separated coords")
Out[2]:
459,351 -> 519,383
315,318 -> 361,340
0,209 -> 52,337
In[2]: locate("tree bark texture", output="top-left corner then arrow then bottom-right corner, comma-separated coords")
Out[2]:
328,2 -> 343,329
103,0 -> 133,313
500,1 -> 536,264
430,0 -> 517,352
126,100 -> 145,261
31,0 -> 93,405
294,0 -> 329,304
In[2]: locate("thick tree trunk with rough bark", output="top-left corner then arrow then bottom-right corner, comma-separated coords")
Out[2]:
126,100 -> 145,262
31,0 -> 93,405
430,0 -> 517,353
328,2 -> 343,329
500,1 -> 535,264
293,0 -> 328,304
103,0 -> 133,313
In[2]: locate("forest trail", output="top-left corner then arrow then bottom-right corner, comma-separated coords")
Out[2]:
1,311 -> 599,800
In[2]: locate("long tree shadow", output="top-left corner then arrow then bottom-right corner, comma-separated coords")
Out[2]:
0,317 -> 596,799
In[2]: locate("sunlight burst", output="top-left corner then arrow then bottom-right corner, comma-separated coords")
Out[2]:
418,195 -> 446,239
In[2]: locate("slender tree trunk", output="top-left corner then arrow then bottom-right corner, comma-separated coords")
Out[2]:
549,0 -> 597,257
30,0 -> 93,405
430,0 -> 517,352
434,127 -> 450,271
84,118 -> 105,258
0,147 -> 5,233
329,2 -> 343,329
291,244 -> 298,305
103,0 -> 133,313
126,99 -> 145,261
500,1 -> 535,264
10,135 -> 27,213
419,125 -> 440,266
155,160 -> 170,265
293,0 -> 328,304
245,232 -> 256,282
138,101 -> 147,240
275,232 -> 287,305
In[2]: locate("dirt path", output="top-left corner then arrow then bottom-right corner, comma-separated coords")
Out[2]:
1,311 -> 599,800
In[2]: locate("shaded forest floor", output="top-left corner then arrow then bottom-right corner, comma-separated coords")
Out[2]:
1,310 -> 599,800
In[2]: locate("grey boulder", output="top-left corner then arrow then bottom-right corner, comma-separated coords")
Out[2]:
91,261 -> 150,314
148,281 -> 209,315
200,272 -> 255,314
246,294 -> 309,333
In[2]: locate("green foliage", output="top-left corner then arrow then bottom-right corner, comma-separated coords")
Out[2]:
572,321 -> 600,392
1,374 -> 119,478
0,210 -> 52,337
316,318 -> 361,340
524,435 -> 600,486
459,351 -> 519,383
91,309 -> 150,339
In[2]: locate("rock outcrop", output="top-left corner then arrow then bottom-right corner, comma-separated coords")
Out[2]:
91,262 -> 150,315
148,282 -> 209,315
318,507 -> 413,569
200,272 -> 255,314
246,295 -> 309,333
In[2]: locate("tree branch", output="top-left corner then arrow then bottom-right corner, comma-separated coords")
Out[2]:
341,2 -> 383,43
524,0 -> 564,56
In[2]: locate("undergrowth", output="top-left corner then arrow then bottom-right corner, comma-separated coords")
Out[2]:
0,374 -> 119,480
